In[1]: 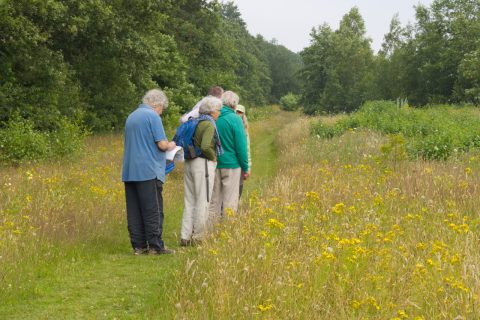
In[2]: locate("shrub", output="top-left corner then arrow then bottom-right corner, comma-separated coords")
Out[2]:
380,134 -> 408,162
49,118 -> 89,158
0,115 -> 88,164
311,120 -> 343,139
279,93 -> 300,111
411,133 -> 454,160
0,116 -> 50,164
311,100 -> 480,160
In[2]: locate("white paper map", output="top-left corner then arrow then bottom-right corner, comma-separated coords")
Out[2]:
166,146 -> 184,162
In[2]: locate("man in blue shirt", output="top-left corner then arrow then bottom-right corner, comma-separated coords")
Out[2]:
122,89 -> 176,255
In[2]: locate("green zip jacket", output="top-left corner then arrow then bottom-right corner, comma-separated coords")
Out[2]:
216,106 -> 249,172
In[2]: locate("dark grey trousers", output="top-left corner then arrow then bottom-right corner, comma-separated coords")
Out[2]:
124,179 -> 164,251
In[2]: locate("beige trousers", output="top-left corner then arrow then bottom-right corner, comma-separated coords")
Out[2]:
180,157 -> 216,241
208,168 -> 241,222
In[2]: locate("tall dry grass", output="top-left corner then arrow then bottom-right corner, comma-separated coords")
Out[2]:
172,115 -> 480,319
0,130 -> 187,294
0,135 -> 127,296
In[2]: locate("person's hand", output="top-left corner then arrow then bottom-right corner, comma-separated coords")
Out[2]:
242,171 -> 250,180
167,141 -> 177,151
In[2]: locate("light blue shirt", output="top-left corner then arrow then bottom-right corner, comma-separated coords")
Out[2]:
122,104 -> 167,182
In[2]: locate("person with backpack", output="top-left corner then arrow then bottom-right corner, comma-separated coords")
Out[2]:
208,91 -> 249,221
180,86 -> 224,123
122,89 -> 177,255
178,97 -> 223,246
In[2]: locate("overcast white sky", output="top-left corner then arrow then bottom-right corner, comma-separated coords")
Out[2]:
231,0 -> 434,53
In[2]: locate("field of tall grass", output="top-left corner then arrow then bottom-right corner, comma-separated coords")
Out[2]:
0,106 -> 282,318
171,113 -> 480,319
1,105 -> 480,319
0,135 -> 123,299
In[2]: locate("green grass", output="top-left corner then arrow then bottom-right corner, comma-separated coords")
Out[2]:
168,111 -> 480,319
0,107 -> 293,319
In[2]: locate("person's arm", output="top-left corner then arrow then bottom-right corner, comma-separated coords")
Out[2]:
234,117 -> 249,173
199,123 -> 216,161
157,140 -> 176,151
151,113 -> 176,151
180,98 -> 203,123
247,133 -> 252,173
243,114 -> 249,132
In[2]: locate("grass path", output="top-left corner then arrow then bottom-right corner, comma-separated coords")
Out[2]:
1,110 -> 292,319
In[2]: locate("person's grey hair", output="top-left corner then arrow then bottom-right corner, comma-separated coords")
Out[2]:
221,91 -> 239,109
142,89 -> 168,108
199,97 -> 222,115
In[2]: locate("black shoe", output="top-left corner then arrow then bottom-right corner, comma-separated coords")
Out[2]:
149,247 -> 175,255
180,239 -> 192,247
133,248 -> 148,255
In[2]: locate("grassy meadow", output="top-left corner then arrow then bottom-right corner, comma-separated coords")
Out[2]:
0,106 -> 282,318
172,111 -> 480,319
1,105 -> 480,319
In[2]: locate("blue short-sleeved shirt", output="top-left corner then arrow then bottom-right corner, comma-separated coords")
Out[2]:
122,104 -> 167,182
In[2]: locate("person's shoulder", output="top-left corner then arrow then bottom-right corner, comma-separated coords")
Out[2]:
201,121 -> 215,133
221,112 -> 237,123
134,106 -> 155,117
231,113 -> 243,124
198,119 -> 213,128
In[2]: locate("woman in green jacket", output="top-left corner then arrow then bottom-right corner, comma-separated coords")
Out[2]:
208,91 -> 249,221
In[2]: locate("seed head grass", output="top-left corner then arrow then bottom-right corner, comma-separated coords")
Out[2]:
172,114 -> 480,319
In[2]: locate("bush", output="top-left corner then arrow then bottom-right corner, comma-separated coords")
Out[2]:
311,100 -> 480,160
0,116 -> 88,164
311,120 -> 343,139
411,133 -> 454,160
0,116 -> 50,164
49,118 -> 89,158
279,93 -> 300,111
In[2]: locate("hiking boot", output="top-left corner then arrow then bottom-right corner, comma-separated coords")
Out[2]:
149,247 -> 175,255
133,248 -> 148,255
180,239 -> 192,247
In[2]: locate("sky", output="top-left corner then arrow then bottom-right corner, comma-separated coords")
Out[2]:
231,0 -> 434,53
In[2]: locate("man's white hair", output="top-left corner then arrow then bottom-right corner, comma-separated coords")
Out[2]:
199,97 -> 222,115
221,91 -> 239,109
142,89 -> 168,108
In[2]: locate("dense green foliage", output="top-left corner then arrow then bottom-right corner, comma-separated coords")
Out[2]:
0,115 -> 87,164
2,0 -> 479,162
300,8 -> 375,114
279,93 -> 301,111
0,0 -> 303,162
0,0 -> 302,134
255,38 -> 303,103
300,0 -> 480,114
312,101 -> 480,160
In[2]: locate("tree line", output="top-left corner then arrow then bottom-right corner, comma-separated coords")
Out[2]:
1,0 -> 479,133
300,0 -> 480,114
0,0 -> 302,131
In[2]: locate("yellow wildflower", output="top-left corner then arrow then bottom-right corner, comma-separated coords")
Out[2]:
331,202 -> 345,214
265,218 -> 285,230
257,302 -> 273,312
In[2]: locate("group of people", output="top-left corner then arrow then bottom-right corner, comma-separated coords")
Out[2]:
121,86 -> 251,255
